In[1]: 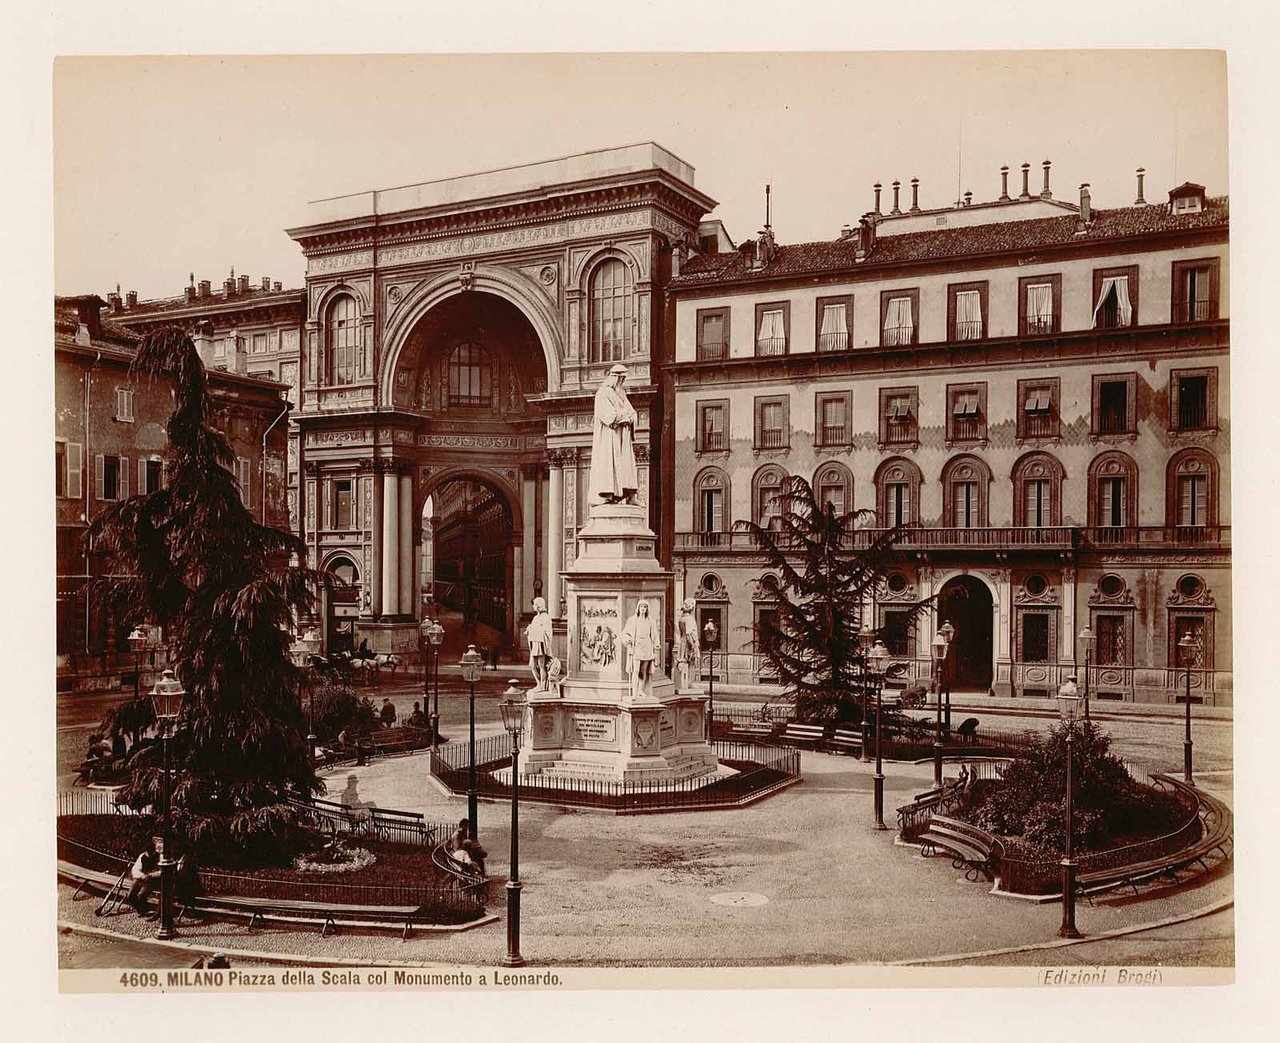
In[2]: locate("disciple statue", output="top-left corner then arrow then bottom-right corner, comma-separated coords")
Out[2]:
675,598 -> 700,691
621,599 -> 658,699
589,363 -> 639,505
525,597 -> 553,691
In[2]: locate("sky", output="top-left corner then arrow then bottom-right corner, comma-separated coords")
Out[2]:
53,50 -> 1227,300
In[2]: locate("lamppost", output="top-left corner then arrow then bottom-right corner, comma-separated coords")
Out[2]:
869,638 -> 890,830
702,619 -> 719,741
931,630 -> 949,788
1178,633 -> 1200,784
460,643 -> 484,840
150,668 -> 186,941
1056,675 -> 1082,939
499,688 -> 526,968
1078,625 -> 1095,725
422,617 -> 445,749
940,619 -> 956,733
128,626 -> 147,704
857,621 -> 875,764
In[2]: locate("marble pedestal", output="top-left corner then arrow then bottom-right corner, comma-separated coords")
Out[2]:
517,503 -> 717,783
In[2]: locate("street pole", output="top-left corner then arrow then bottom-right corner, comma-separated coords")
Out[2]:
468,675 -> 478,840
873,668 -> 887,830
503,723 -> 524,967
157,729 -> 176,940
1083,645 -> 1091,725
432,645 -> 441,749
1184,653 -> 1194,784
305,675 -> 316,772
1059,718 -> 1081,939
932,656 -> 944,788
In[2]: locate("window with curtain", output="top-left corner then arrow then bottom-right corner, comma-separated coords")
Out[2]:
699,402 -> 726,451
697,310 -> 728,359
815,465 -> 849,516
327,295 -> 359,385
448,343 -> 492,407
590,258 -> 633,363
818,302 -> 849,351
953,290 -> 983,340
700,486 -> 724,534
1025,282 -> 1054,334
883,296 -> 914,346
756,307 -> 786,355
1092,276 -> 1133,328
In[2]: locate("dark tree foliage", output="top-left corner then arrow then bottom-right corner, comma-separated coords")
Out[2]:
89,327 -> 325,863
310,680 -> 378,743
735,475 -> 931,724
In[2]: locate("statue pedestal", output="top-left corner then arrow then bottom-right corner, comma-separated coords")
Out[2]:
518,503 -> 717,783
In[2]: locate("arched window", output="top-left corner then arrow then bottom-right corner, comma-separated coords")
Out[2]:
941,455 -> 993,529
752,465 -> 788,529
813,462 -> 853,518
874,457 -> 924,528
589,257 -> 634,363
448,343 -> 493,407
694,467 -> 730,540
326,294 -> 359,385
1166,448 -> 1218,539
328,555 -> 360,588
1011,452 -> 1065,528
1088,451 -> 1139,540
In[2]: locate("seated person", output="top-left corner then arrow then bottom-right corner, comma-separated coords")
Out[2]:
380,699 -> 397,729
126,840 -> 160,915
448,819 -> 487,876
406,702 -> 427,728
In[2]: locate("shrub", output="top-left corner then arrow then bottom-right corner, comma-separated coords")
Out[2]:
311,681 -> 377,742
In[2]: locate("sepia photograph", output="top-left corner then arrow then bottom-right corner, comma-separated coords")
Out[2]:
22,5 -> 1272,1019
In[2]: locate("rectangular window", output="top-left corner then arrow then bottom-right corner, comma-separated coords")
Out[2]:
886,482 -> 910,527
1099,476 -> 1127,528
1092,266 -> 1139,329
1170,616 -> 1208,669
1095,615 -> 1127,666
97,453 -> 125,502
948,281 -> 988,341
252,333 -> 268,355
815,295 -> 853,352
1024,479 -> 1051,527
880,387 -> 918,446
700,487 -> 724,533
947,383 -> 987,443
952,481 -> 979,528
754,397 -> 789,449
334,479 -> 353,529
1019,274 -> 1062,335
1018,378 -> 1060,440
1178,475 -> 1208,527
235,457 -> 252,507
1094,376 -> 1135,435
115,388 -> 134,422
754,301 -> 790,356
696,308 -> 730,360
815,392 -> 850,447
880,289 -> 919,347
818,479 -> 845,517
139,457 -> 163,495
758,479 -> 784,529
882,609 -> 913,658
1172,258 -> 1220,323
1174,373 -> 1211,431
56,442 -> 67,498
1021,613 -> 1051,663
697,400 -> 728,452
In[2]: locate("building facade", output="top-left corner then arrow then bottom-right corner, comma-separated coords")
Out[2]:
55,295 -> 292,689
667,167 -> 1230,705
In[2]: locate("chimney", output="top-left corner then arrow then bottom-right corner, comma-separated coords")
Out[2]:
855,214 -> 877,262
185,284 -> 197,303
1040,159 -> 1052,199
224,276 -> 236,295
262,276 -> 271,291
963,191 -> 973,207
839,224 -> 854,239
999,166 -> 1011,201
739,238 -> 758,268
238,274 -> 250,294
107,289 -> 122,311
909,177 -> 921,213
199,279 -> 212,298
126,290 -> 139,308
873,182 -> 882,215
1135,167 -> 1147,205
1020,163 -> 1031,199
890,180 -> 901,215
273,281 -> 282,292
1079,183 -> 1092,225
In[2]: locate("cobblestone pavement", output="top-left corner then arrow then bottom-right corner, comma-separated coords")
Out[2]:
57,751 -> 1233,969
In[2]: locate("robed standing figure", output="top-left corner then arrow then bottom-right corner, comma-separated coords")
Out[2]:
589,363 -> 639,505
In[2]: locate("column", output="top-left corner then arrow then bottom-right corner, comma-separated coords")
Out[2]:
521,466 -> 537,611
382,471 -> 400,618
547,454 -> 563,616
918,565 -> 936,682
370,466 -> 384,619
398,471 -> 413,616
513,545 -> 524,620
1062,567 -> 1078,666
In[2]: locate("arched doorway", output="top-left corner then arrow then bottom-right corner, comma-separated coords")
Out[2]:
937,575 -> 995,689
325,554 -> 361,654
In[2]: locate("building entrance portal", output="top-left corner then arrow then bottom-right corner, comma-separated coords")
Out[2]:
425,477 -> 515,636
937,575 -> 995,689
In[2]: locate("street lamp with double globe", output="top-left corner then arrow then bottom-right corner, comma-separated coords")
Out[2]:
421,617 -> 445,748
1178,633 -> 1200,783
869,638 -> 890,830
499,684 -> 526,968
939,619 -> 956,732
702,618 -> 719,740
1056,675 -> 1082,939
1078,625 -> 1095,725
149,668 -> 186,941
460,644 -> 484,840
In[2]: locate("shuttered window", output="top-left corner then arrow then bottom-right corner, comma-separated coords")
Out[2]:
1177,475 -> 1208,527
138,457 -> 163,495
96,454 -> 126,501
700,487 -> 724,533
754,398 -> 789,449
952,481 -> 979,528
1024,479 -> 1051,527
886,482 -> 910,527
115,388 -> 134,422
1099,477 -> 1126,528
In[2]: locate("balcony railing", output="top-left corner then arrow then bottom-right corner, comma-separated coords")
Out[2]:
756,428 -> 788,449
1178,401 -> 1209,430
697,342 -> 727,361
882,418 -> 916,444
756,337 -> 787,356
1175,299 -> 1218,323
818,331 -> 849,352
1022,411 -> 1057,439
1093,310 -> 1133,330
882,325 -> 914,347
818,425 -> 848,446
950,417 -> 984,441
953,320 -> 984,341
674,525 -> 1231,553
1023,316 -> 1056,335
1095,412 -> 1130,436
700,430 -> 726,451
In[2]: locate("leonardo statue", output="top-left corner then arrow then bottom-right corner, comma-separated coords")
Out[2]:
589,363 -> 639,505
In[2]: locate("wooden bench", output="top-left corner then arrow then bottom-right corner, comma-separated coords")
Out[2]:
369,807 -> 437,845
728,720 -> 775,741
827,728 -> 863,757
781,723 -> 826,749
918,815 -> 997,882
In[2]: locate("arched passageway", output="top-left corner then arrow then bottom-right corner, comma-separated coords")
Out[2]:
937,575 -> 995,689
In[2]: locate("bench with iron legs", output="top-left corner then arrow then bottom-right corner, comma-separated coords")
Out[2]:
781,723 -> 826,749
727,721 -> 776,742
918,815 -> 998,883
368,806 -> 437,845
827,728 -> 864,757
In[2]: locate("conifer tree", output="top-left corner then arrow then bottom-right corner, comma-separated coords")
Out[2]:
736,475 -> 930,724
91,328 -> 322,862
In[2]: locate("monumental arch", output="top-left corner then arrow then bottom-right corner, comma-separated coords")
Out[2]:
286,144 -> 716,659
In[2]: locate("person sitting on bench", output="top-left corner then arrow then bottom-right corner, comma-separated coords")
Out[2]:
126,839 -> 160,916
